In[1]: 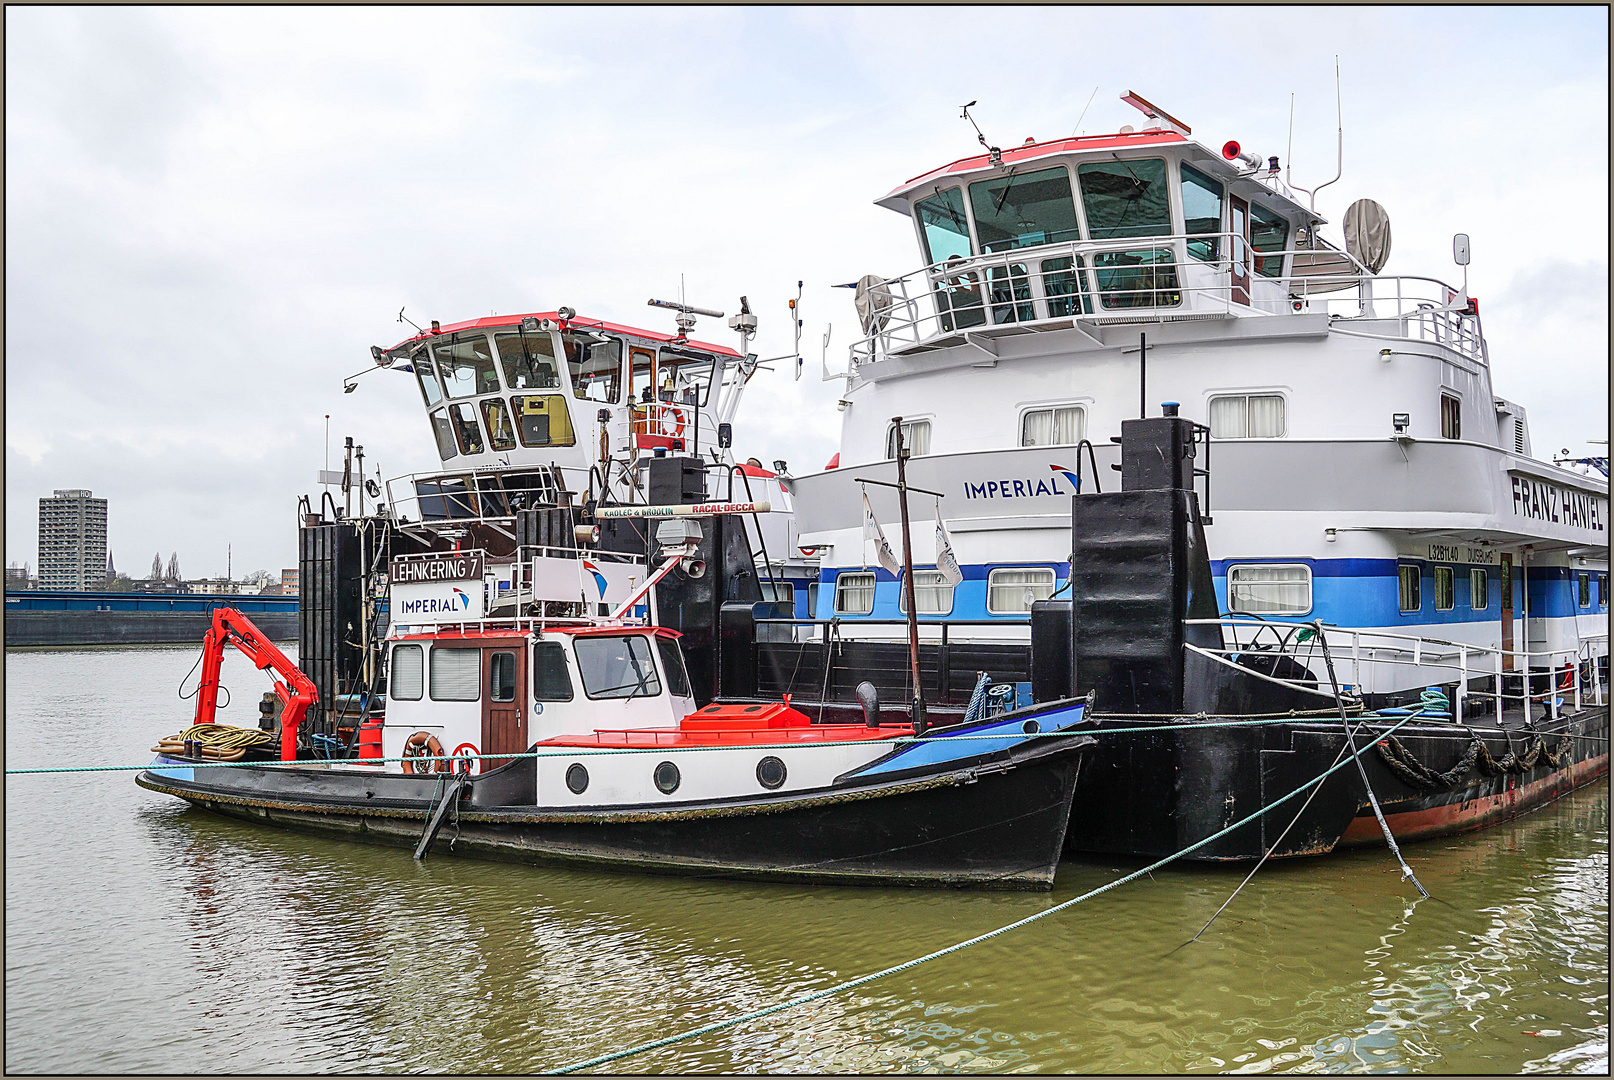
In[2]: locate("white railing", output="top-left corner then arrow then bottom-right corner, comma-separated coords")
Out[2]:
843,236 -> 1482,371
1184,618 -> 1610,725
383,470 -> 563,529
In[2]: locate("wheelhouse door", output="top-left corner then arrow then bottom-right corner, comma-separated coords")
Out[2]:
1500,553 -> 1514,671
1229,195 -> 1251,306
482,645 -> 528,770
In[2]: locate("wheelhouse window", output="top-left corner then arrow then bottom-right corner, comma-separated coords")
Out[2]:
481,399 -> 517,451
898,569 -> 955,615
413,352 -> 445,408
968,166 -> 1081,254
390,644 -> 423,701
574,634 -> 662,699
1398,564 -> 1422,613
1021,405 -> 1085,447
1434,566 -> 1455,611
1180,164 -> 1224,261
1250,203 -> 1290,278
510,394 -> 577,447
448,402 -> 485,455
567,335 -> 622,403
495,330 -> 563,390
1039,255 -> 1092,316
1077,159 -> 1172,239
659,350 -> 717,408
429,647 -> 481,701
1227,564 -> 1312,615
1441,394 -> 1462,440
1208,394 -> 1285,438
914,187 -> 972,265
489,652 -> 517,702
1470,569 -> 1489,610
886,419 -> 931,458
987,567 -> 1055,614
655,636 -> 692,698
1092,249 -> 1180,308
433,333 -> 500,398
430,409 -> 458,461
532,642 -> 574,701
835,572 -> 875,615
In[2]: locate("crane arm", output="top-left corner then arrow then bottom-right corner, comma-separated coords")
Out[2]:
193,606 -> 319,761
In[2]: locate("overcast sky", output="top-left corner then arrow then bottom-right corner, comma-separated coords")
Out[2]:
6,6 -> 1607,579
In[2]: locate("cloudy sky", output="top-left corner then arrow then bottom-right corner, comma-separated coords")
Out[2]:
6,6 -> 1607,578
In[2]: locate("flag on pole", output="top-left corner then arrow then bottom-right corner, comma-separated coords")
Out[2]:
935,516 -> 962,586
862,490 -> 902,576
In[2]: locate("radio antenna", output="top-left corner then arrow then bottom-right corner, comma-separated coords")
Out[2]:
397,307 -> 423,334
1287,58 -> 1344,212
1070,85 -> 1100,137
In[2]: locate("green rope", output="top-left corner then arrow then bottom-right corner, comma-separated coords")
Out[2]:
550,711 -> 1430,1075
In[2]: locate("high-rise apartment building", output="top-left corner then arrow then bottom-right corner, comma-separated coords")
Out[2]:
38,489 -> 108,591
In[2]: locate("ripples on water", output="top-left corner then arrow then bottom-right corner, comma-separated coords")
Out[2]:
5,648 -> 1608,1073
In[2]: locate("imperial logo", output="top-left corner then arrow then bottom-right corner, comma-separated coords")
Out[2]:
395,588 -> 473,616
582,560 -> 609,598
963,464 -> 1082,501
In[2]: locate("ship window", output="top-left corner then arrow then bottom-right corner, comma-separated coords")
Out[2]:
987,567 -> 1055,614
511,394 -> 577,447
760,580 -> 794,604
433,333 -> 500,398
481,399 -> 517,451
489,652 -> 517,703
1208,394 -> 1285,439
660,350 -> 717,408
1021,405 -> 1085,447
1039,255 -> 1091,316
914,187 -> 972,265
575,634 -> 662,699
886,419 -> 931,458
532,642 -> 574,701
835,572 -> 875,615
1441,394 -> 1462,440
969,167 -> 1081,254
448,402 -> 485,455
1078,158 -> 1172,239
1398,564 -> 1422,613
1470,569 -> 1489,610
1181,164 -> 1223,261
429,409 -> 458,461
414,353 -> 445,408
656,636 -> 692,698
1599,573 -> 1608,607
1092,249 -> 1180,308
1228,564 -> 1312,615
390,644 -> 423,701
495,331 -> 562,390
1434,566 -> 1455,611
1250,203 -> 1289,278
1580,573 -> 1592,608
898,569 -> 954,615
429,647 -> 481,701
568,336 -> 622,403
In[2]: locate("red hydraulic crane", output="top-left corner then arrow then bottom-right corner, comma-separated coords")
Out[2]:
193,606 -> 318,762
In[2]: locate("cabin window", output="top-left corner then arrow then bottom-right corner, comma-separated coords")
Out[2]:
575,634 -> 662,699
760,580 -> 794,604
1208,394 -> 1285,439
1077,159 -> 1172,239
898,570 -> 955,615
429,409 -> 458,461
495,331 -> 562,391
835,572 -> 875,615
1021,405 -> 1085,447
481,399 -> 517,451
433,333 -> 501,398
1599,573 -> 1608,607
886,419 -> 931,458
511,394 -> 577,448
568,336 -> 622,403
429,647 -> 481,702
1580,573 -> 1592,608
987,567 -> 1055,614
1398,564 -> 1422,613
448,402 -> 485,455
1092,249 -> 1180,308
531,642 -> 574,701
489,652 -> 517,703
414,353 -> 445,408
1227,564 -> 1312,615
1434,566 -> 1455,611
1250,203 -> 1290,278
1180,164 -> 1224,261
1039,255 -> 1092,316
914,187 -> 972,265
969,166 -> 1081,254
1470,569 -> 1489,610
656,636 -> 692,698
1441,394 -> 1462,440
660,350 -> 717,408
390,644 -> 424,700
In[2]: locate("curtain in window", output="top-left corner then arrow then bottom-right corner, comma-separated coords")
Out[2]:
1228,565 -> 1310,614
1208,397 -> 1246,438
1022,410 -> 1054,446
1247,395 -> 1285,437
836,573 -> 875,614
988,568 -> 1054,613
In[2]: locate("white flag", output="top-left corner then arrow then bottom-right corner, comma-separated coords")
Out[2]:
863,490 -> 902,577
935,517 -> 962,586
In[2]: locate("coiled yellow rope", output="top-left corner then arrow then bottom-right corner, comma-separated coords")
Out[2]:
150,724 -> 274,761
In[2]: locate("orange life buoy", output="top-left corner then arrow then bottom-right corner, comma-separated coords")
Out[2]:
657,405 -> 688,439
401,731 -> 449,774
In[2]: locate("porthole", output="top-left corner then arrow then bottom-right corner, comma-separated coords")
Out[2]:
1022,719 -> 1041,735
756,755 -> 787,790
565,763 -> 589,794
654,760 -> 681,795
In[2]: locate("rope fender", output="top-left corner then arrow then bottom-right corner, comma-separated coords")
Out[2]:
1377,732 -> 1565,791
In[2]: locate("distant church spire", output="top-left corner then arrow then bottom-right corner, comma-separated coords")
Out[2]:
107,549 -> 115,576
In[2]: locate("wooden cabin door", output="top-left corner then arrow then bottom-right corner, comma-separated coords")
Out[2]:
482,645 -> 528,770
1229,195 -> 1251,306
1500,553 -> 1515,671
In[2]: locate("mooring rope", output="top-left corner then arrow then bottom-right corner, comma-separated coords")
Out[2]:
549,711 -> 1428,1075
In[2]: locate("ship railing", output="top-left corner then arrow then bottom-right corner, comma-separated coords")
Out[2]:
383,469 -> 565,529
1184,618 -> 1610,726
843,237 -> 1481,371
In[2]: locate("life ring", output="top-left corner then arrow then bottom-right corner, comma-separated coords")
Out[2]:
657,405 -> 688,439
401,731 -> 449,775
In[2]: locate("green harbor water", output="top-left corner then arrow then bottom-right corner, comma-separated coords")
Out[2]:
5,646 -> 1608,1073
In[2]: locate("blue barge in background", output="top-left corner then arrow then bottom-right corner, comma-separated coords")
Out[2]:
4,590 -> 299,647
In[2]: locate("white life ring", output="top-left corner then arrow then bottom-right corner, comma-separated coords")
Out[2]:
657,406 -> 688,439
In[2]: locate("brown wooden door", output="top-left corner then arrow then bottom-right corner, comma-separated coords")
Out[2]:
1229,195 -> 1251,306
1500,553 -> 1514,671
482,646 -> 527,770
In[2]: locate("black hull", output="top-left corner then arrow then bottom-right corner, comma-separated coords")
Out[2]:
1066,706 -> 1609,861
137,738 -> 1088,889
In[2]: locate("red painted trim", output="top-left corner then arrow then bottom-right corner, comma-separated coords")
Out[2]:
887,130 -> 1189,199
738,463 -> 775,478
388,312 -> 741,358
